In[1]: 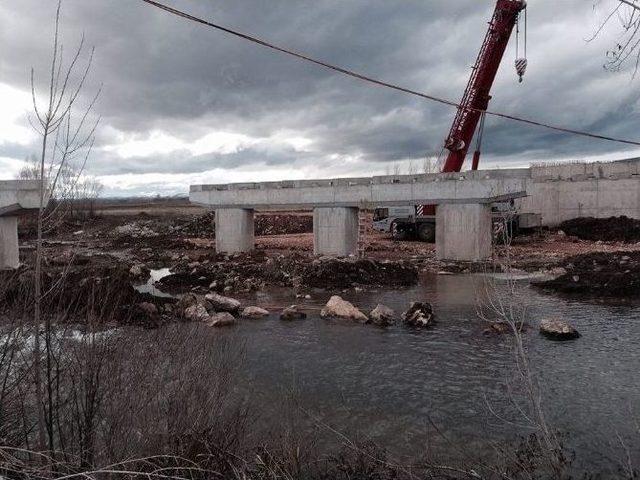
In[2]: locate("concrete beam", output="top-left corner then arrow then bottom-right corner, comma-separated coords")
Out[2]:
0,180 -> 42,216
313,207 -> 359,256
436,204 -> 492,261
190,172 -> 527,210
215,208 -> 254,254
0,180 -> 44,270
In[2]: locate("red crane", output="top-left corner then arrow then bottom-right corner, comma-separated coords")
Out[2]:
442,0 -> 527,173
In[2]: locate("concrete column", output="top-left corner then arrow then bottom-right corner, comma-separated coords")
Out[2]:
436,204 -> 492,261
0,217 -> 19,270
215,208 -> 254,253
313,207 -> 359,256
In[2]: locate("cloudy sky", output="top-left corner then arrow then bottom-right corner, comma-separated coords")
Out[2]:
1,0 -> 639,196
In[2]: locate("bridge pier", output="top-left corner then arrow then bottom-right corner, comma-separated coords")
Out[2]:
215,208 -> 254,253
0,217 -> 19,270
313,207 -> 359,256
436,204 -> 492,261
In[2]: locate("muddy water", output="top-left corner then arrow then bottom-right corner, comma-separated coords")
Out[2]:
164,274 -> 640,470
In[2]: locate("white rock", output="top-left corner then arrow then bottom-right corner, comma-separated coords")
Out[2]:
241,306 -> 270,318
320,296 -> 368,323
184,304 -> 209,322
540,318 -> 580,340
129,265 -> 143,277
205,292 -> 241,313
369,304 -> 395,326
207,312 -> 236,327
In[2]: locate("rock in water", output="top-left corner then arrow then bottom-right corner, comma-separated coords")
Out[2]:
369,304 -> 395,326
280,305 -> 307,321
205,292 -> 241,313
184,304 -> 210,322
207,312 -> 236,327
320,295 -> 368,323
241,306 -> 270,318
540,318 -> 580,340
402,302 -> 435,328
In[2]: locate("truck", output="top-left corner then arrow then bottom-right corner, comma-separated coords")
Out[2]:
372,202 -> 541,242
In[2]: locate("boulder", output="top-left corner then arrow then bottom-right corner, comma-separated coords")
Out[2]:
241,306 -> 270,318
176,293 -> 199,318
369,304 -> 395,326
280,305 -> 307,321
320,296 -> 368,323
184,304 -> 210,322
129,264 -> 144,277
207,312 -> 236,327
540,319 -> 580,341
205,292 -> 241,313
402,302 -> 435,328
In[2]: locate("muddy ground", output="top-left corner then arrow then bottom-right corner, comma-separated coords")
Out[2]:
3,210 -> 640,327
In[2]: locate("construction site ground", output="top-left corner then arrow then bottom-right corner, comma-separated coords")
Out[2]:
4,205 -> 640,329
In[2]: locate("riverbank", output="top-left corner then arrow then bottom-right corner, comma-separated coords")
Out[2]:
6,210 -> 640,328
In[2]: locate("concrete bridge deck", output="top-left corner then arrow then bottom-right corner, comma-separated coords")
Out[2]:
190,172 -> 527,261
190,170 -> 527,210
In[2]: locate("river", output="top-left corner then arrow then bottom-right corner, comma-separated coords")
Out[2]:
150,273 -> 640,473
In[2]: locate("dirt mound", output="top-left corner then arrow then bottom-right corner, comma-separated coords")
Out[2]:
171,212 -> 313,237
255,214 -> 313,236
300,257 -> 417,289
559,216 -> 640,243
534,251 -> 640,298
158,253 -> 418,294
0,257 -> 175,327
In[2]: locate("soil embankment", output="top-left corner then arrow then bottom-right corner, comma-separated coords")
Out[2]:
559,216 -> 640,243
534,251 -> 640,298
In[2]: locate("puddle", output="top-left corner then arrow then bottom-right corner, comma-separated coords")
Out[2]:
134,268 -> 174,298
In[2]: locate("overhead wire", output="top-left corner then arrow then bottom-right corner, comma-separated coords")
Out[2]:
139,0 -> 640,148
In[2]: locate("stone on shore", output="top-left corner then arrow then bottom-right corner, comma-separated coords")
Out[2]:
280,305 -> 307,321
184,304 -> 210,322
402,302 -> 435,328
205,292 -> 241,313
241,306 -> 270,318
207,312 -> 236,327
369,304 -> 395,326
540,318 -> 580,340
320,295 -> 368,323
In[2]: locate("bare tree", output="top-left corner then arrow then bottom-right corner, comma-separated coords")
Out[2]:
476,212 -> 569,478
29,0 -> 100,453
593,0 -> 640,75
422,155 -> 438,174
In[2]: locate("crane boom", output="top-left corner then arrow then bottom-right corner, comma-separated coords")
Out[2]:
442,0 -> 526,173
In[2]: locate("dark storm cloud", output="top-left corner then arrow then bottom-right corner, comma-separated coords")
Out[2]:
1,0 -> 639,189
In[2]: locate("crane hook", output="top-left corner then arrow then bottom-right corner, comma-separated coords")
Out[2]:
515,3 -> 527,82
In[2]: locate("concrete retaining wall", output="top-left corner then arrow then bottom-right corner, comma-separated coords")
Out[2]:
516,158 -> 640,226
